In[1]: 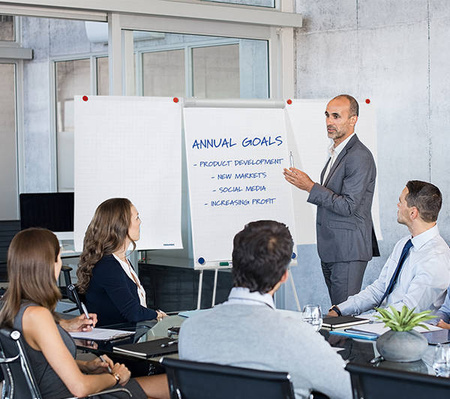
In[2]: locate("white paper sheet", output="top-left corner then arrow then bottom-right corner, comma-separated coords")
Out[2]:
184,107 -> 297,268
74,96 -> 183,251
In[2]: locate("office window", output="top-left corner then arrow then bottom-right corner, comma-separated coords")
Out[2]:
137,32 -> 268,99
143,50 -> 185,97
0,64 -> 18,220
55,57 -> 108,191
0,15 -> 14,41
193,44 -> 239,99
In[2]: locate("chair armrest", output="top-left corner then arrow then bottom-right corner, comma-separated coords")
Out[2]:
0,354 -> 20,363
85,387 -> 132,397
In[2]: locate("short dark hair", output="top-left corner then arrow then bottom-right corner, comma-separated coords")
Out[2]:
334,94 -> 359,117
405,180 -> 442,223
231,220 -> 294,294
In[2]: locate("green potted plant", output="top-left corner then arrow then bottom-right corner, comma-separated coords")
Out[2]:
374,305 -> 435,362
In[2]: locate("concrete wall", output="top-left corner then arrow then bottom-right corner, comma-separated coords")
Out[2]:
287,0 -> 450,312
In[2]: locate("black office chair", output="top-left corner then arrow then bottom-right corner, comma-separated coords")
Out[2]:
0,327 -> 132,398
59,267 -> 87,315
66,283 -> 85,315
60,265 -> 74,298
160,357 -> 295,399
346,362 -> 450,399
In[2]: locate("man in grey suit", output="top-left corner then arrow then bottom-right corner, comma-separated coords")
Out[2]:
284,94 -> 377,306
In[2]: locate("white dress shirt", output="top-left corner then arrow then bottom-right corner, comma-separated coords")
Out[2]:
323,133 -> 355,182
339,225 -> 450,315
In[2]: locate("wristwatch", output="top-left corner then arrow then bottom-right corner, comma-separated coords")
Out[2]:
113,373 -> 121,384
329,305 -> 342,316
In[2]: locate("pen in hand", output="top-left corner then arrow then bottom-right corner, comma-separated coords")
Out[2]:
81,302 -> 90,320
99,355 -> 113,373
161,340 -> 178,348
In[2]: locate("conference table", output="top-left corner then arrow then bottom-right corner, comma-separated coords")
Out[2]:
74,315 -> 185,376
75,314 -> 441,378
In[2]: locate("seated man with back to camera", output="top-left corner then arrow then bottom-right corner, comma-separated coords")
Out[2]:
327,180 -> 450,318
179,220 -> 351,399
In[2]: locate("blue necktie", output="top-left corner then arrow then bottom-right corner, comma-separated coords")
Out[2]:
378,239 -> 413,307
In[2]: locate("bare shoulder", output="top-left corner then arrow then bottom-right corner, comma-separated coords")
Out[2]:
23,305 -> 54,326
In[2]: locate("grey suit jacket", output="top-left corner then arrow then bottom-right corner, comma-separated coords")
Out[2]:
307,134 -> 376,263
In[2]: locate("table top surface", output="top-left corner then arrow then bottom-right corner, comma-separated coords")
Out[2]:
75,314 -> 443,378
74,315 -> 185,361
321,329 -> 437,375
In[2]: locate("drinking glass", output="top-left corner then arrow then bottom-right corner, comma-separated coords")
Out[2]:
302,304 -> 323,332
433,343 -> 450,377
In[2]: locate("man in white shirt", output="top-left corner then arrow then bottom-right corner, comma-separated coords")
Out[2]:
328,180 -> 450,317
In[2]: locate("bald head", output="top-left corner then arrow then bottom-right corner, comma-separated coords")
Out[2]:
325,95 -> 359,146
331,94 -> 359,117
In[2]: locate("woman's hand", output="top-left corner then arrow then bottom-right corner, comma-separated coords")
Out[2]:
111,362 -> 131,386
60,313 -> 98,332
156,310 -> 167,321
437,319 -> 450,329
82,355 -> 114,374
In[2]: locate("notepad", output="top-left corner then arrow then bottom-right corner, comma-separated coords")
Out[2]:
322,316 -> 370,330
69,328 -> 135,341
113,337 -> 178,359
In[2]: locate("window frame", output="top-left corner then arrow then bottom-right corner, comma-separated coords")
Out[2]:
136,37 -> 242,98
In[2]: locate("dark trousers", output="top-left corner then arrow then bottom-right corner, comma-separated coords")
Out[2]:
321,260 -> 368,305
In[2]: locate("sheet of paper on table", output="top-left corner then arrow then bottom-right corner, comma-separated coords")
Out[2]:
69,328 -> 135,341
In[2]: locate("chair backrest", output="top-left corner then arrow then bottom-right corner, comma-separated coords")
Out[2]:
346,362 -> 450,399
59,265 -> 74,299
0,327 -> 42,399
161,357 -> 295,399
66,283 -> 85,315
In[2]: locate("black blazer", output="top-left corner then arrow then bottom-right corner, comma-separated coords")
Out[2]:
85,254 -> 157,326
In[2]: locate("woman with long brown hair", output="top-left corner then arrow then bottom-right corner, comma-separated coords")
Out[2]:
77,198 -> 164,326
0,228 -> 169,399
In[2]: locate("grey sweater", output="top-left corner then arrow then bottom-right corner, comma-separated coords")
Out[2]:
179,301 -> 351,399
